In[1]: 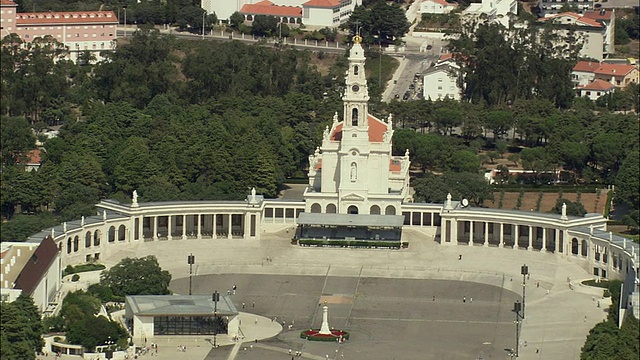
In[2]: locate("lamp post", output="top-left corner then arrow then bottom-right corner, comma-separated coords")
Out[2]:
212,290 -> 220,348
202,11 -> 206,40
105,336 -> 115,360
187,254 -> 195,295
521,264 -> 528,319
123,7 -> 127,37
513,301 -> 522,357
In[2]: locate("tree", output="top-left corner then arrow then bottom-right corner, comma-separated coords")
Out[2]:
482,110 -> 513,140
432,107 -> 462,135
412,172 -> 492,206
621,210 -> 639,234
66,316 -> 128,352
0,116 -> 36,167
0,294 -> 44,360
447,150 -> 481,173
251,15 -> 278,37
551,199 -> 586,217
447,21 -> 580,108
615,147 -> 639,209
345,2 -> 410,45
100,256 -> 171,297
229,11 -> 245,30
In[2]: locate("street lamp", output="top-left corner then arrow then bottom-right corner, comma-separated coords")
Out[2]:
123,6 -> 127,37
188,254 -> 195,295
212,291 -> 220,348
521,264 -> 528,319
202,11 -> 206,40
513,301 -> 522,357
105,336 -> 115,360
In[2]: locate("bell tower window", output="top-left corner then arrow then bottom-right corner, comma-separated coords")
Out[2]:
352,108 -> 358,126
354,65 -> 359,75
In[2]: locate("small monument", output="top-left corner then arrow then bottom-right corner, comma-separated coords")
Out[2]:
444,193 -> 453,210
300,302 -> 349,342
102,210 -> 107,221
319,303 -> 331,335
132,190 -> 139,208
63,222 -> 67,233
81,216 -> 85,226
561,202 -> 568,221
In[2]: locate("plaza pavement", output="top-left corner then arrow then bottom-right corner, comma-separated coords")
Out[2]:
50,227 -> 608,360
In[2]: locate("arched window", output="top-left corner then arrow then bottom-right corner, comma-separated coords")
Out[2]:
385,205 -> 396,215
108,226 -> 116,242
326,204 -> 337,213
571,238 -> 579,255
347,205 -> 358,214
73,236 -> 79,252
67,237 -> 72,254
354,65 -> 359,75
370,205 -> 381,215
310,203 -> 321,213
581,240 -> 588,257
118,225 -> 126,241
351,108 -> 358,126
85,231 -> 91,248
93,230 -> 100,246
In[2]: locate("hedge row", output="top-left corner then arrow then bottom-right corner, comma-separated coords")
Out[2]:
63,263 -> 106,277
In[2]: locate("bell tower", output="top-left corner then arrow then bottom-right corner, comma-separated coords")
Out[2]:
343,34 -> 369,131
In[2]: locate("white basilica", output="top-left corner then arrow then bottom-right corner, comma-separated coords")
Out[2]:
304,35 -> 411,217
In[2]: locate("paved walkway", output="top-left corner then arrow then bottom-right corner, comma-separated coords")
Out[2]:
50,228 -> 607,359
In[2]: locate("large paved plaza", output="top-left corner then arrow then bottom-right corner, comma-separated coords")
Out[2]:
86,228 -> 608,360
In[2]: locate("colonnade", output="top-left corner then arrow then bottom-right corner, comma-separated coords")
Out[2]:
30,196 -> 637,318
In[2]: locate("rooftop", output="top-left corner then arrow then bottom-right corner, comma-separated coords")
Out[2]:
16,11 -> 117,25
594,63 -> 636,77
240,1 -> 303,18
297,213 -> 404,227
578,79 -> 615,91
14,236 -> 58,295
539,12 -> 603,28
126,294 -> 238,316
303,0 -> 340,7
330,115 -> 388,143
573,61 -> 601,73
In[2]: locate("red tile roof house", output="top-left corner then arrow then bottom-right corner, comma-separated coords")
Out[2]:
0,0 -> 118,63
576,79 -> 615,101
571,61 -> 601,87
237,0 -> 360,28
593,63 -> 640,88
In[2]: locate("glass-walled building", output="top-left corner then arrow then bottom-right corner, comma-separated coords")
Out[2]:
125,295 -> 238,339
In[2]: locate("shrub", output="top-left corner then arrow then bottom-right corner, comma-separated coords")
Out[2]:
71,274 -> 80,282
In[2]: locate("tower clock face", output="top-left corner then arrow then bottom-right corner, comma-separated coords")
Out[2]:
352,85 -> 360,92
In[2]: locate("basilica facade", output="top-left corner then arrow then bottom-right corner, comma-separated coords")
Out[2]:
304,35 -> 412,217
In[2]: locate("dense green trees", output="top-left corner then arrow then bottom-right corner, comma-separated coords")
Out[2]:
581,280 -> 639,360
42,290 -> 129,352
100,256 -> 171,298
345,1 -> 410,45
0,294 -> 43,360
448,22 -> 580,108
